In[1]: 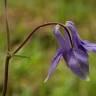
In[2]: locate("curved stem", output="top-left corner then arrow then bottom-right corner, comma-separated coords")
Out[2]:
2,55 -> 11,96
12,22 -> 73,55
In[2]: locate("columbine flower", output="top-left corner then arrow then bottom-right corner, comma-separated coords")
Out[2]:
44,23 -> 90,83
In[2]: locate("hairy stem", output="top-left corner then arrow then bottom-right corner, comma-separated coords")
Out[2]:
12,22 -> 73,55
2,55 -> 11,96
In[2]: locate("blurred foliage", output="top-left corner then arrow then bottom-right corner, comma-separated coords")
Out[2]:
0,0 -> 96,96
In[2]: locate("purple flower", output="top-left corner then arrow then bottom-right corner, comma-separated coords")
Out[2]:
44,22 -> 94,82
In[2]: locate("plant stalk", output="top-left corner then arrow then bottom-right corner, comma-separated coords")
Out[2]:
2,55 -> 11,96
2,0 -> 11,96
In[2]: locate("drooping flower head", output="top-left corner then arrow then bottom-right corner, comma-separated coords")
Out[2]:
45,21 -> 96,82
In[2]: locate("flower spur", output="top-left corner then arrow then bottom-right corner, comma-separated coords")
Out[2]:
65,21 -> 96,52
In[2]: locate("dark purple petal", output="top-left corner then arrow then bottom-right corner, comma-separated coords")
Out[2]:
53,25 -> 65,48
63,27 -> 71,52
73,48 -> 88,64
73,49 -> 89,76
65,21 -> 81,48
54,25 -> 71,52
81,40 -> 96,52
63,49 -> 89,80
44,48 -> 63,82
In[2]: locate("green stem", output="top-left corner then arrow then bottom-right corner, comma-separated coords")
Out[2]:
2,55 -> 11,96
2,0 -> 11,96
4,0 -> 10,51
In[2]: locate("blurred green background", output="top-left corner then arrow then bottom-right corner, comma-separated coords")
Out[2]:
0,0 -> 96,96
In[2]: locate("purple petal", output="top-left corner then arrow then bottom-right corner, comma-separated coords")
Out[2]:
63,28 -> 71,52
65,21 -> 81,48
53,25 -> 65,48
44,49 -> 63,82
81,40 -> 96,52
73,49 -> 89,76
63,49 -> 89,80
54,24 -> 71,52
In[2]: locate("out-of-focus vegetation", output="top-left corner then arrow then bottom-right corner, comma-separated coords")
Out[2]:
0,0 -> 96,96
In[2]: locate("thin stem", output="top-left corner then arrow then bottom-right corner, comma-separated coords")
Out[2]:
2,0 -> 11,96
4,0 -> 10,51
2,55 -> 11,96
12,22 -> 73,55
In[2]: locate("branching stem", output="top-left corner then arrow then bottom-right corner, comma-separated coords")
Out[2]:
2,0 -> 11,96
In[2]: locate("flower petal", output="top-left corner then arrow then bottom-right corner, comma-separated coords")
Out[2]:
44,49 -> 63,82
65,21 -> 81,48
64,49 -> 89,80
63,27 -> 72,52
54,24 -> 71,52
81,40 -> 96,52
73,48 -> 89,76
53,25 -> 65,48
